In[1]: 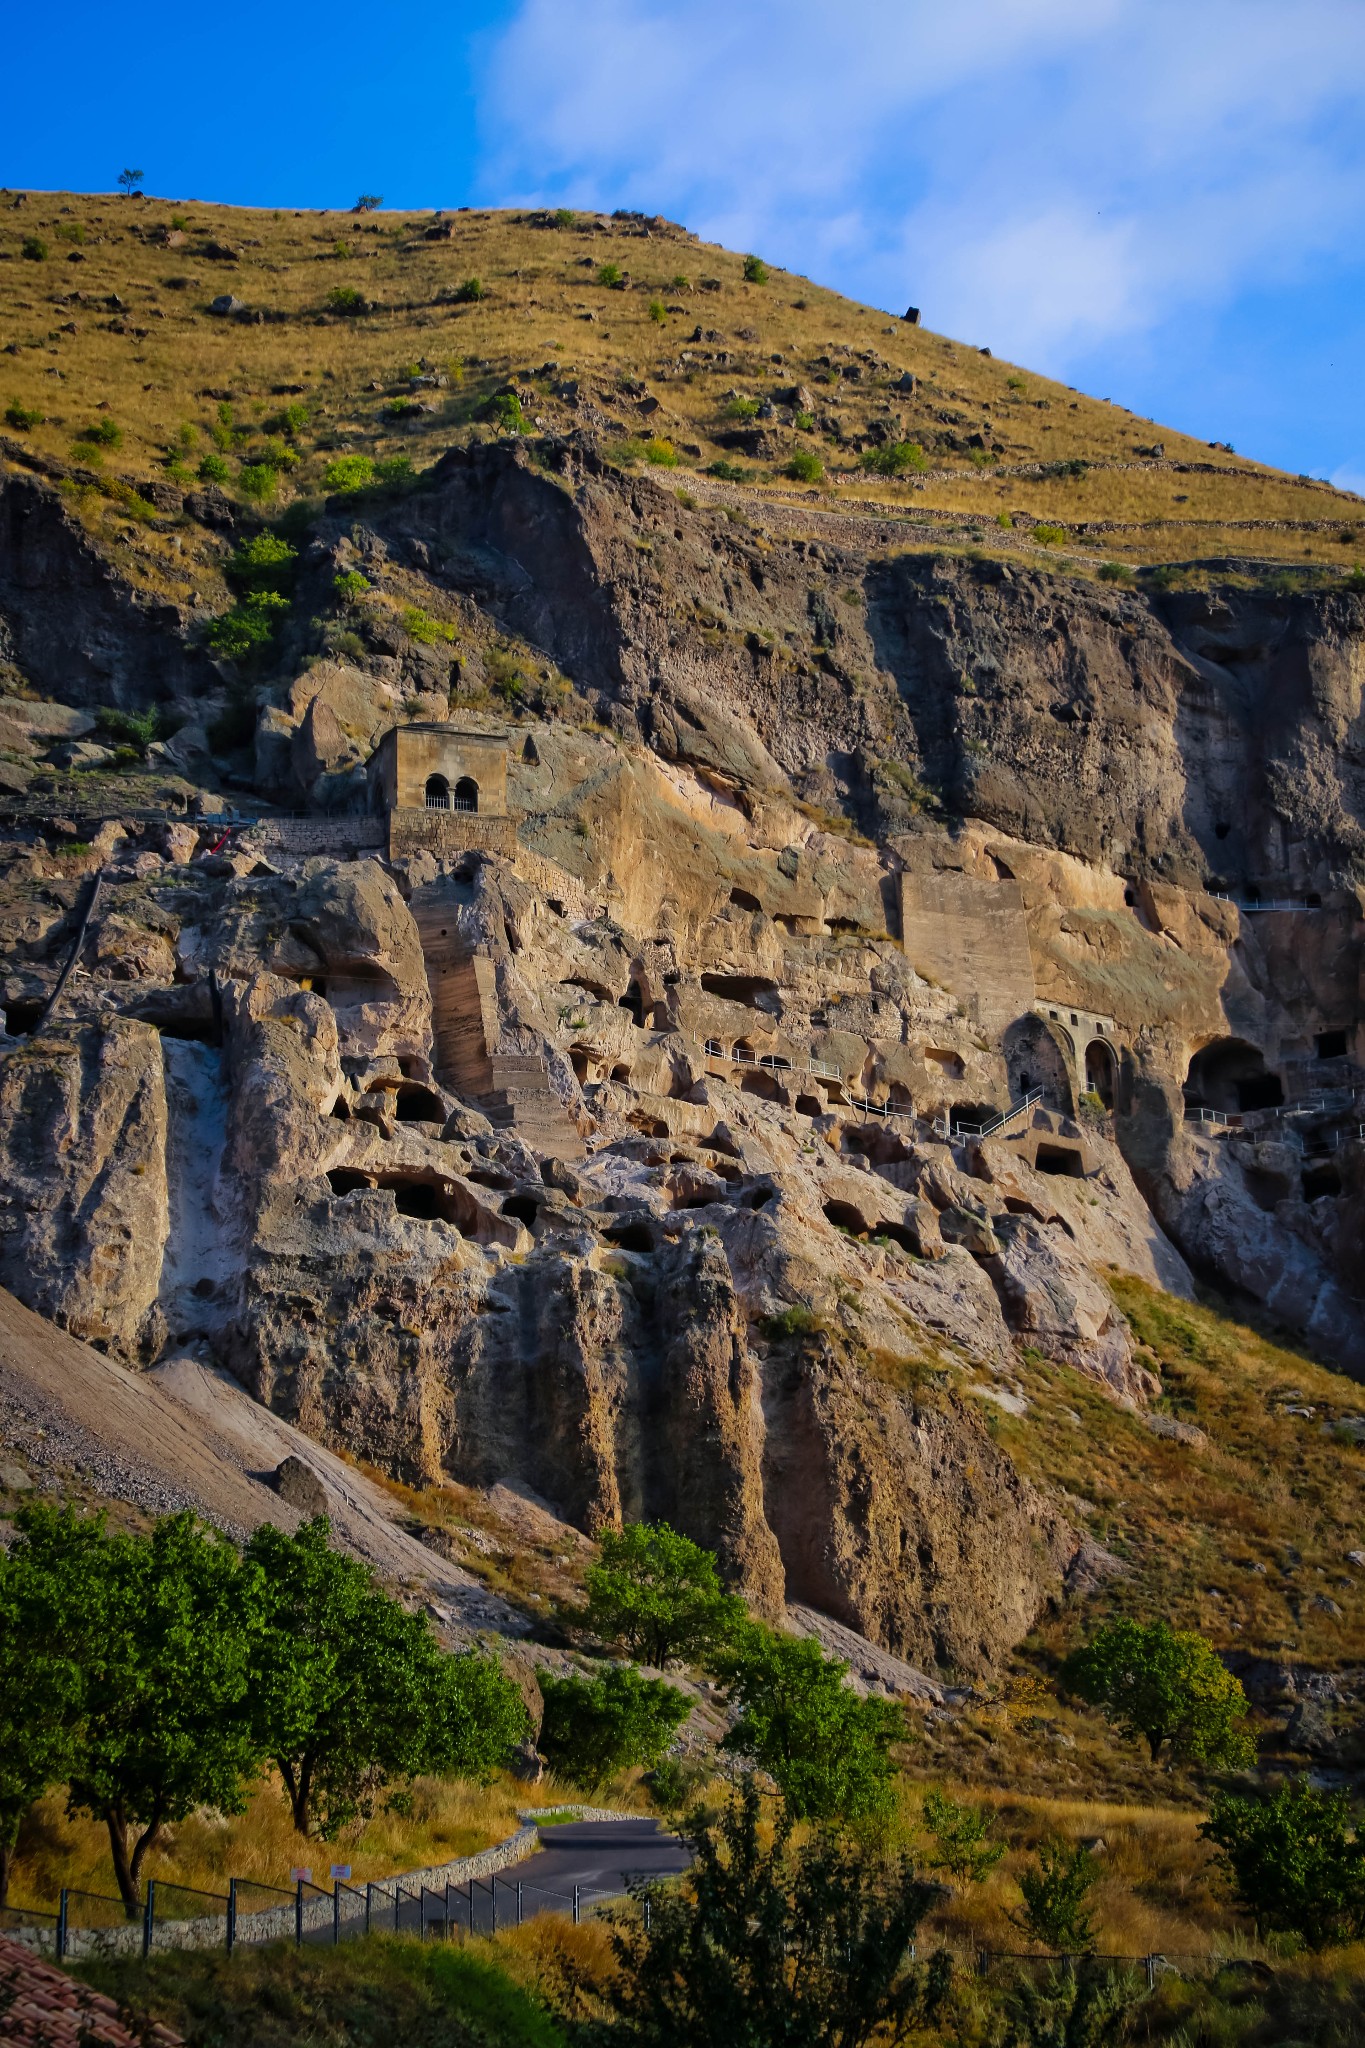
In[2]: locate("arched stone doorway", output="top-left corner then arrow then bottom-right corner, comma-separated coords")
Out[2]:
1003,1014 -> 1074,1115
1084,1037 -> 1117,1108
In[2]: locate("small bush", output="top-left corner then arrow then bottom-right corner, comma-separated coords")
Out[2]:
332,570 -> 370,602
1032,523 -> 1068,546
1007,375 -> 1026,390
786,450 -> 824,483
21,236 -> 47,262
226,531 -> 298,595
669,272 -> 689,290
724,396 -> 760,420
77,417 -> 123,449
997,511 -> 1014,528
647,298 -> 667,325
603,437 -> 648,467
1012,1841 -> 1099,1953
742,254 -> 769,284
707,459 -> 750,482
1098,560 -> 1134,583
322,453 -> 375,493
760,1305 -> 822,1341
237,463 -> 278,504
56,221 -> 86,244
860,441 -> 927,477
552,207 -> 576,229
794,409 -> 815,431
197,453 -> 230,484
401,605 -> 457,646
5,401 -> 44,430
453,277 -> 486,303
489,390 -> 525,433
675,488 -> 696,509
374,453 -> 412,483
644,437 -> 678,467
267,401 -> 309,437
597,262 -> 624,288
325,285 -> 366,315
205,590 -> 289,661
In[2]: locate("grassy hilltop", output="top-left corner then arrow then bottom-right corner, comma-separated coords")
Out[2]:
2,188 -> 1362,619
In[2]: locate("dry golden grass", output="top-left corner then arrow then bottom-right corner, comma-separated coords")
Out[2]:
6,1769 -> 593,1912
983,1277 -> 1365,1668
1,190 -> 1360,590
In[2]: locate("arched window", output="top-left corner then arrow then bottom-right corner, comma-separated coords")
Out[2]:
453,776 -> 479,813
425,775 -> 450,810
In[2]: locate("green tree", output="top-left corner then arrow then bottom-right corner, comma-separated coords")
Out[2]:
582,1522 -> 746,1668
578,1778 -> 948,2047
742,254 -> 769,284
1002,1962 -> 1147,2048
322,453 -> 375,493
117,169 -> 144,197
35,1512 -> 264,1914
0,1507 -> 100,1907
1011,1841 -> 1099,1954
1201,1782 -> 1365,1947
537,1665 -> 689,1794
859,441 -> 928,477
226,531 -> 298,595
786,451 -> 824,483
246,1519 -> 519,1836
1062,1619 -> 1254,1768
598,262 -> 624,287
920,1788 -> 1005,1889
720,1629 -> 905,1823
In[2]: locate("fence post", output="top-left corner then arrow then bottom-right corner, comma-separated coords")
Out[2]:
365,1884 -> 372,1937
517,1881 -> 523,1927
226,1878 -> 237,1956
1145,1955 -> 1156,1991
393,1886 -> 399,1936
573,1885 -> 580,1926
467,1885 -> 472,1936
295,1880 -> 303,1948
420,1887 -> 426,1940
491,1879 -> 497,1936
333,1883 -> 340,1946
142,1881 -> 155,1961
645,1896 -> 651,1935
56,1891 -> 68,1967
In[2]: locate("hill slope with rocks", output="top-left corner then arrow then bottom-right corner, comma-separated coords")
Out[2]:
2,194 -> 1365,1690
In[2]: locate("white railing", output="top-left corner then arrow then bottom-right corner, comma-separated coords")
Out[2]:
1185,1106 -> 1238,1129
1209,894 -> 1317,913
950,1088 -> 1044,1141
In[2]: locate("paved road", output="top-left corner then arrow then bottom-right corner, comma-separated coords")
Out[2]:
314,1818 -> 693,1943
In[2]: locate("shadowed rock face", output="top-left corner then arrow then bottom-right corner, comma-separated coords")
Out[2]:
5,444 -> 1365,1666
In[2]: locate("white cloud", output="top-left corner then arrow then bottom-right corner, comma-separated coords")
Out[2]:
473,0 -> 1365,381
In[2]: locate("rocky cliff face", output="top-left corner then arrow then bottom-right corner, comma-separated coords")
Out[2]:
4,441 -> 1365,1669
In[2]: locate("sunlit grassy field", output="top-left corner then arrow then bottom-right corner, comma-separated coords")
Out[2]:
2,189 -> 1361,610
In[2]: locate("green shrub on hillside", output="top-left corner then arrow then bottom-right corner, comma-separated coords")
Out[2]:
860,441 -> 928,477
323,453 -> 376,493
489,390 -> 525,433
333,569 -> 370,602
197,453 -> 230,484
237,462 -> 278,503
326,285 -> 367,314
537,1665 -> 689,1793
648,298 -> 667,325
1032,523 -> 1068,546
21,236 -> 47,261
453,277 -> 486,303
5,401 -> 44,430
226,531 -> 298,594
597,262 -> 624,288
1098,560 -> 1134,582
743,254 -> 769,284
786,450 -> 824,483
206,589 -> 289,660
401,605 -> 457,646
1202,1781 -> 1365,1947
1011,1840 -> 1099,1953
644,437 -> 678,467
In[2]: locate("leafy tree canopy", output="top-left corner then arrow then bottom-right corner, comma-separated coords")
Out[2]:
537,1665 -> 689,1794
578,1778 -> 947,2048
920,1788 -> 1005,1889
1062,1618 -> 1254,1769
720,1628 -> 905,1824
583,1522 -> 746,1669
1202,1782 -> 1365,1948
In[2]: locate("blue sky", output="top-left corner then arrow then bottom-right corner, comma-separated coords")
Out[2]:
9,0 -> 1365,489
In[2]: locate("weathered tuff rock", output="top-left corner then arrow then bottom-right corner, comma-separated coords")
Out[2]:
5,437 -> 1365,1661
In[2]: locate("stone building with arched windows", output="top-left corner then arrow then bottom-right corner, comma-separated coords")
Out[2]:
365,723 -> 516,855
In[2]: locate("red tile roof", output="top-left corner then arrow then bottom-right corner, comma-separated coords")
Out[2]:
0,1935 -> 182,2046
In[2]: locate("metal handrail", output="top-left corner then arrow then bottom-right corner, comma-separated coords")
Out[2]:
952,1088 -> 1044,1141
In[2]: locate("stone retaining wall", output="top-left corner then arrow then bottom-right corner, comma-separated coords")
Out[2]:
12,1806 -> 641,1962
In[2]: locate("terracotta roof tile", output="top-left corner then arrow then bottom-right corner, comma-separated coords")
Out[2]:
0,1936 -> 183,2047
